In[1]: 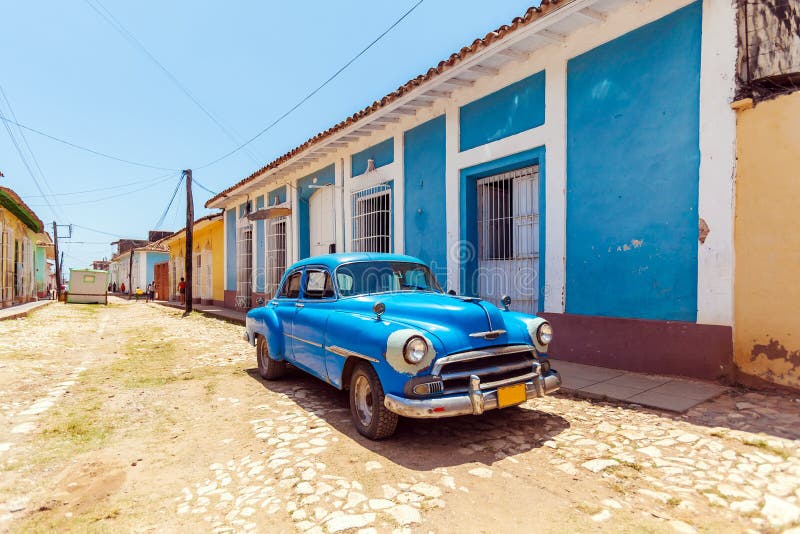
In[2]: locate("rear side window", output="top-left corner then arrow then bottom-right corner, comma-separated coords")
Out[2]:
279,271 -> 302,298
303,270 -> 334,299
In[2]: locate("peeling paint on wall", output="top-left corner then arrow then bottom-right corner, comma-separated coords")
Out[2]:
698,217 -> 710,244
748,339 -> 800,388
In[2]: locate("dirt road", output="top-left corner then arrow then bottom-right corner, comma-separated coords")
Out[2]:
1,299 -> 799,533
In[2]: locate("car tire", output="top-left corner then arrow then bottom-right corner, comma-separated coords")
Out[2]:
349,362 -> 398,440
256,335 -> 285,380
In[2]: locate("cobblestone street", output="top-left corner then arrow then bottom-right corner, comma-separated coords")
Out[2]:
1,299 -> 799,533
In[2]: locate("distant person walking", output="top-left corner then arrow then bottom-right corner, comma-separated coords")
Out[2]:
135,286 -> 143,301
147,282 -> 156,302
179,277 -> 186,304
120,282 -> 126,294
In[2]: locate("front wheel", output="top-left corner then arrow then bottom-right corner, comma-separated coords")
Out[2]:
256,335 -> 285,380
349,362 -> 398,440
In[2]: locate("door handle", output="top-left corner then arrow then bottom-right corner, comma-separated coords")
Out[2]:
295,302 -> 304,308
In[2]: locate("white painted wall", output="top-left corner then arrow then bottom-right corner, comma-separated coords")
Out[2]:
697,0 -> 738,326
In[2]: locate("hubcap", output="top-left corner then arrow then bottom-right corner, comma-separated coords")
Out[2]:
354,375 -> 373,427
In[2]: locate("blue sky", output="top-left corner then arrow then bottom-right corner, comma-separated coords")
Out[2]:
1,0 -> 537,271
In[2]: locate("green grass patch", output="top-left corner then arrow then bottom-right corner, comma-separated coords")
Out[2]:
742,438 -> 789,460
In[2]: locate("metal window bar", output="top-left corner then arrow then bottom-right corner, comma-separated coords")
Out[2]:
265,217 -> 287,299
193,253 -> 202,297
476,165 -> 540,314
236,220 -> 253,308
204,250 -> 213,301
351,184 -> 392,253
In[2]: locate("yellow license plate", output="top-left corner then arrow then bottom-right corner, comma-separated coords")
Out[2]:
497,383 -> 527,408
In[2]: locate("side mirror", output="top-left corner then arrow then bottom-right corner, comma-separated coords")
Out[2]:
447,289 -> 456,296
256,297 -> 265,306
501,295 -> 512,311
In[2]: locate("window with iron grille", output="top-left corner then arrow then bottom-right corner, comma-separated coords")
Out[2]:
352,184 -> 391,253
0,228 -> 10,301
476,166 -> 540,314
265,218 -> 287,299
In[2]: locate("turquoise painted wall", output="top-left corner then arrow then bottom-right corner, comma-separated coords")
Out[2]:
296,164 -> 335,259
225,208 -> 236,290
565,2 -> 701,322
351,138 -> 394,176
268,186 -> 287,206
255,195 -> 265,292
460,71 -> 546,152
403,115 -> 447,285
145,251 -> 169,286
459,147 -> 546,308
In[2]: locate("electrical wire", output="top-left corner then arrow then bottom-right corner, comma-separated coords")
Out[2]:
0,85 -> 68,223
72,224 -> 126,238
0,114 -> 178,171
25,171 -> 179,207
195,0 -> 425,170
0,101 -> 62,222
154,174 -> 185,230
192,178 -> 218,196
84,0 -> 261,164
18,171 -> 176,198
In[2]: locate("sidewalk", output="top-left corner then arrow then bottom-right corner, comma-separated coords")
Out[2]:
0,300 -> 54,321
553,359 -> 728,413
158,300 -> 246,325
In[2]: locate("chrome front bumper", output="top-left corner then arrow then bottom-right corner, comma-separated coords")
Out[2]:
384,370 -> 561,419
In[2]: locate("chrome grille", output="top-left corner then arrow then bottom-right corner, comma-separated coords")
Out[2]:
437,347 -> 536,394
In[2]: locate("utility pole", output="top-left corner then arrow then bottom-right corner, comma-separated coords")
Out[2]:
52,221 -> 61,300
127,245 -> 134,301
184,169 -> 193,315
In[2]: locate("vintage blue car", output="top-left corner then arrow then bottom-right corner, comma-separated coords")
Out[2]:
244,253 -> 561,439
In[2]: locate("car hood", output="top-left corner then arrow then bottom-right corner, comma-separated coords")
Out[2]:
341,292 -> 527,354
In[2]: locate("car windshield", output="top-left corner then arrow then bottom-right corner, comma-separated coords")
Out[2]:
335,261 -> 443,297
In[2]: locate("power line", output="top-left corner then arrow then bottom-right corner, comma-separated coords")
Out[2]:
193,178 -> 218,196
0,114 -> 178,171
154,174 -> 185,230
0,85 -> 68,222
195,0 -> 425,170
26,171 -> 179,207
18,171 -> 176,198
84,0 -> 261,164
0,99 -> 62,223
72,224 -> 127,239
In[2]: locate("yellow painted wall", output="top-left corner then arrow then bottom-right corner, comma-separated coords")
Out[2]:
0,208 -> 42,304
164,217 -> 224,303
734,91 -> 800,390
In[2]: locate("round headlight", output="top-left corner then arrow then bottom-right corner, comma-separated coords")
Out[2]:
403,336 -> 428,364
536,322 -> 553,345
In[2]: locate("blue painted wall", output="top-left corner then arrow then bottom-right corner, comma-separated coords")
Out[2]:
565,2 -> 701,322
145,251 -> 169,286
351,138 -> 394,176
255,195 -> 265,292
268,186 -> 287,206
460,71 -> 546,152
225,208 -> 236,291
459,147 -> 546,309
403,115 -> 448,285
296,164 -> 335,259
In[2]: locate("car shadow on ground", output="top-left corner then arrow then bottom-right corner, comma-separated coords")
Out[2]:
246,367 -> 571,471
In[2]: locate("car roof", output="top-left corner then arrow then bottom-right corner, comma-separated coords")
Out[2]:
289,253 -> 426,271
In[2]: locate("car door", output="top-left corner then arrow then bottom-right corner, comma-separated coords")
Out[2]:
291,267 -> 334,380
272,268 -> 303,363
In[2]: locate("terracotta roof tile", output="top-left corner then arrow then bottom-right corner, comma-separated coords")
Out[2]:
206,0 -> 568,207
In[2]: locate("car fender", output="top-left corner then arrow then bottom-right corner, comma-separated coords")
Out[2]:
324,311 -> 445,396
246,307 -> 288,361
503,311 -> 551,355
